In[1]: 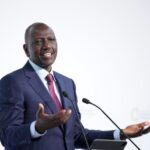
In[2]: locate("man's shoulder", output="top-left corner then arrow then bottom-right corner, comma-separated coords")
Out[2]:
0,62 -> 30,81
1,68 -> 23,79
53,71 -> 73,81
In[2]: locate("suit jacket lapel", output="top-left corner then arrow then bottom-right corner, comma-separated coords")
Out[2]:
53,72 -> 72,110
54,72 -> 74,134
23,62 -> 59,114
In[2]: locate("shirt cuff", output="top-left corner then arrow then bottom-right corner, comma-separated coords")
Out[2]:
30,121 -> 47,138
113,129 -> 121,140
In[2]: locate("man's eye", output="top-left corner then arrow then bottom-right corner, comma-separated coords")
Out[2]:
33,40 -> 43,45
48,38 -> 55,41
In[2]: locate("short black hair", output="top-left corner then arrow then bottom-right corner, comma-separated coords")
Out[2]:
24,22 -> 49,43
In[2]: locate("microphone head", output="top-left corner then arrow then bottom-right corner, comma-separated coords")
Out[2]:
82,98 -> 90,104
62,91 -> 69,98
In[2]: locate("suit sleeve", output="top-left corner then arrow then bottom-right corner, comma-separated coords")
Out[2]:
0,75 -> 32,148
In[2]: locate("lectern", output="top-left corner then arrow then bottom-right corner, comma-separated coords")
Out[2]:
90,139 -> 127,150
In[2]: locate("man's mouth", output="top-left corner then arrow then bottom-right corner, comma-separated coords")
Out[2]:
40,52 -> 53,59
43,52 -> 52,57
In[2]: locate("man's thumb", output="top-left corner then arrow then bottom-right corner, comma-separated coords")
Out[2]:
36,103 -> 45,118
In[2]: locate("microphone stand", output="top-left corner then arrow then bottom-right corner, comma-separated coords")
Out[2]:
63,92 -> 91,150
82,98 -> 141,150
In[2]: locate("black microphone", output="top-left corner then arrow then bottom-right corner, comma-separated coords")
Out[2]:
62,91 -> 91,150
82,98 -> 141,150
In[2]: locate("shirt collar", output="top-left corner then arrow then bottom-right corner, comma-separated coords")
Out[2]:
28,59 -> 56,81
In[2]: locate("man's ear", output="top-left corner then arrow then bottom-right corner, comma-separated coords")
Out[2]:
23,44 -> 30,57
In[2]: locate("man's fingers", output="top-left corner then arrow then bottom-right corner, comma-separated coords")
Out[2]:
136,121 -> 150,132
35,107 -> 72,131
50,109 -> 72,124
60,109 -> 72,122
137,121 -> 150,128
142,126 -> 150,134
36,103 -> 45,118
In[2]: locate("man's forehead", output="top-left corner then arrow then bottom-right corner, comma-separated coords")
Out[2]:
30,25 -> 55,37
31,24 -> 52,32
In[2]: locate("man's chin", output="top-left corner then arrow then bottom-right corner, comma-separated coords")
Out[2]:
40,63 -> 53,71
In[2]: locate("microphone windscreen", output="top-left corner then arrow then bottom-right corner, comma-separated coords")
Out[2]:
82,98 -> 90,104
62,91 -> 68,98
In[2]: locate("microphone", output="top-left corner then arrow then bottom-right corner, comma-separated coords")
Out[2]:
82,98 -> 141,150
62,91 -> 91,150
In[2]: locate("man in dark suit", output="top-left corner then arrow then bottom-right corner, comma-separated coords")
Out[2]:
0,22 -> 149,150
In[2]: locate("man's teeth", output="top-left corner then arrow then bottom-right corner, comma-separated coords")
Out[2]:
43,53 -> 52,57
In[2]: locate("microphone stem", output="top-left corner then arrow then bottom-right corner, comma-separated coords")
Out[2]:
89,102 -> 141,150
71,101 -> 91,150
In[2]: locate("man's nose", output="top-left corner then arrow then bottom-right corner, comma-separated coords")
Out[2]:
43,40 -> 51,49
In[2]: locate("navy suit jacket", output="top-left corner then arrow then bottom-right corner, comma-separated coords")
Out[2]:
0,62 -> 114,150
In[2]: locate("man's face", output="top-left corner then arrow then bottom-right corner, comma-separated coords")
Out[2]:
24,24 -> 57,71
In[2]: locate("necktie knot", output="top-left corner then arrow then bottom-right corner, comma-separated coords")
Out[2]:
46,74 -> 53,84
